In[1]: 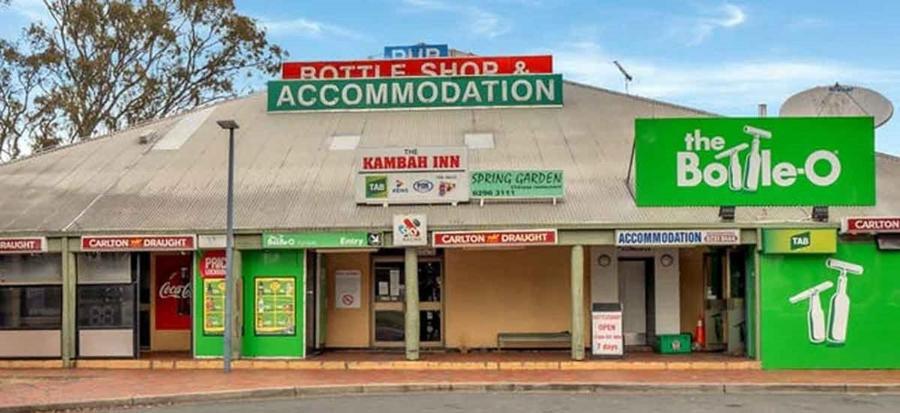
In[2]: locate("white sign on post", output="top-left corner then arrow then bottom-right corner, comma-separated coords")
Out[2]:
592,305 -> 624,357
393,214 -> 428,246
334,270 -> 361,309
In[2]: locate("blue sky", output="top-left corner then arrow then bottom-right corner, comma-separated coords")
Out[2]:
2,0 -> 898,154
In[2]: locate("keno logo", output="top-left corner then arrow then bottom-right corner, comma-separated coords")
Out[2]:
677,126 -> 841,191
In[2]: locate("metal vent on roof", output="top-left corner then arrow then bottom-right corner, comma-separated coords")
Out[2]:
465,132 -> 494,149
329,135 -> 360,151
152,107 -> 214,151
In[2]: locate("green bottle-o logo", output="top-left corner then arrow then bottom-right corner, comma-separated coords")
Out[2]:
790,232 -> 811,250
366,176 -> 388,198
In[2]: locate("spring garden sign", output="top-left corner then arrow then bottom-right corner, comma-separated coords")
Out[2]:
634,117 -> 875,206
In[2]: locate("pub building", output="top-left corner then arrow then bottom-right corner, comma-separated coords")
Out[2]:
1,48 -> 899,369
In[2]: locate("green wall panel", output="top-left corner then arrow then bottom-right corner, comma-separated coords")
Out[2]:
241,250 -> 305,358
761,240 -> 900,369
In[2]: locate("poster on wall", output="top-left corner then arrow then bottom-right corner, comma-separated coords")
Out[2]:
634,117 -> 875,206
335,270 -> 361,309
155,255 -> 192,330
254,277 -> 296,335
203,278 -> 226,335
760,240 -> 900,369
393,214 -> 428,246
592,303 -> 624,357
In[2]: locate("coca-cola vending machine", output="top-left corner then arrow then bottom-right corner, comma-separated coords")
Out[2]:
154,255 -> 192,332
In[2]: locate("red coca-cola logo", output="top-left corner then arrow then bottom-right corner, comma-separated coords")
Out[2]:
159,272 -> 192,299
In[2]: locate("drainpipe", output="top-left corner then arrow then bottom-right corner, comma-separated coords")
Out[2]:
404,248 -> 420,361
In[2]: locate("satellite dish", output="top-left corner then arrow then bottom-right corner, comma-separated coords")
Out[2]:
780,83 -> 893,128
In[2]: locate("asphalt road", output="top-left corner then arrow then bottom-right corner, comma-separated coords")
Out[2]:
119,392 -> 900,413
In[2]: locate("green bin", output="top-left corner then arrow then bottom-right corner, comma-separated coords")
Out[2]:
655,333 -> 692,354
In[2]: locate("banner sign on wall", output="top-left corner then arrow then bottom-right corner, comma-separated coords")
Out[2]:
199,250 -> 226,278
268,74 -> 563,112
282,55 -> 553,79
762,229 -> 837,254
615,229 -> 740,247
0,237 -> 47,254
841,217 -> 900,234
393,214 -> 428,246
470,170 -> 564,199
262,232 -> 379,249
81,235 -> 196,251
335,270 -> 362,309
432,229 -> 558,248
634,117 -> 875,206
155,254 -> 192,330
359,147 -> 467,172
357,172 -> 469,204
384,44 -> 448,58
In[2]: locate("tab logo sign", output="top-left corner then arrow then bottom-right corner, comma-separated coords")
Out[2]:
0,237 -> 47,254
282,55 -> 552,79
635,117 -> 875,206
81,235 -> 196,251
384,44 -> 448,58
268,74 -> 563,112
762,229 -> 837,254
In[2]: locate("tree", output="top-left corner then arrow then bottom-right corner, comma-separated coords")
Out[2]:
0,0 -> 285,160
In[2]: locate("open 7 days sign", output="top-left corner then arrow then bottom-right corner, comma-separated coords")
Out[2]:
634,117 -> 875,206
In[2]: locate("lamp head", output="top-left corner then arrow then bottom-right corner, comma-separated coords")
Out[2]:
217,120 -> 239,130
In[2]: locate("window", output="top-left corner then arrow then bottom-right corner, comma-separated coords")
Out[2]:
0,286 -> 62,330
77,285 -> 135,329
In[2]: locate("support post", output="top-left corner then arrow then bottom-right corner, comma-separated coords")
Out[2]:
230,249 -> 242,360
404,247 -> 420,361
570,245 -> 585,360
223,126 -> 236,372
61,237 -> 77,367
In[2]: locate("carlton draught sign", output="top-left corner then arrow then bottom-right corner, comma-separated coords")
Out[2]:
634,117 -> 875,206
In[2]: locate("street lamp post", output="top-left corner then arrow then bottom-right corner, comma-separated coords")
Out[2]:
216,119 -> 239,373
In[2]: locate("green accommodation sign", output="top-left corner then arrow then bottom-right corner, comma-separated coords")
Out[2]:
263,232 -> 381,249
268,74 -> 563,112
634,117 -> 875,206
470,170 -> 564,199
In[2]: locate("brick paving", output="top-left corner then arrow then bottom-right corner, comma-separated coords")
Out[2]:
4,367 -> 900,409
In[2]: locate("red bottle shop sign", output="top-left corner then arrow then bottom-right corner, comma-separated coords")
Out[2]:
200,250 -> 226,278
155,254 -> 192,330
0,237 -> 47,254
81,235 -> 196,251
432,229 -> 558,248
282,55 -> 553,79
842,217 -> 900,234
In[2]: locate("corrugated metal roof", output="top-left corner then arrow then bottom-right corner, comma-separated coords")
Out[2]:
0,81 -> 898,234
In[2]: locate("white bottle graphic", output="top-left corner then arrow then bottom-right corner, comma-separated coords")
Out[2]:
788,281 -> 833,344
825,258 -> 864,345
714,143 -> 749,191
741,125 -> 772,192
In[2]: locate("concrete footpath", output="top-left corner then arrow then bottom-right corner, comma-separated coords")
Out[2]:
3,368 -> 900,412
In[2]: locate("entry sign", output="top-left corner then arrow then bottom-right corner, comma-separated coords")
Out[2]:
393,214 -> 428,246
615,229 -> 740,247
262,232 -> 377,249
842,217 -> 900,234
384,44 -> 448,58
0,237 -> 47,254
762,229 -> 837,254
635,117 -> 875,206
282,55 -> 553,79
592,303 -> 624,357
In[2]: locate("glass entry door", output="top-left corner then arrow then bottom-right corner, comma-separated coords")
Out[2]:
372,257 -> 442,347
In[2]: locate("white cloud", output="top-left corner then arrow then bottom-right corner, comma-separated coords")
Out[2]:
258,17 -> 363,40
7,0 -> 48,22
553,40 -> 900,115
401,0 -> 511,38
672,2 -> 747,45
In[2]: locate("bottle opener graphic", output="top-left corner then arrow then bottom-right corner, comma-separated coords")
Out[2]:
741,125 -> 772,192
788,281 -> 833,344
824,258 -> 864,345
714,142 -> 750,191
789,258 -> 864,346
